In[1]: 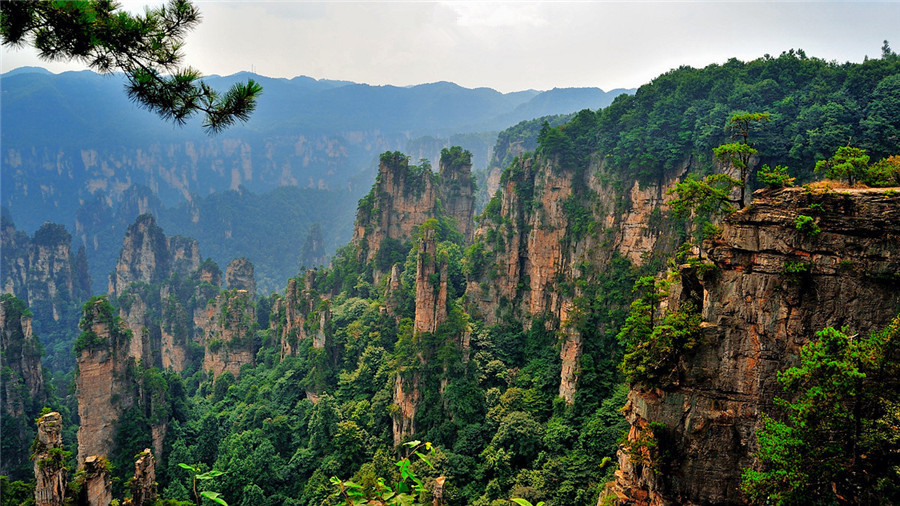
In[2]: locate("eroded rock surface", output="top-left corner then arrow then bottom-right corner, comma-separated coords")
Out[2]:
611,187 -> 900,505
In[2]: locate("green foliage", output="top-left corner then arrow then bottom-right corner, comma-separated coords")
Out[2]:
330,441 -> 437,505
561,194 -> 594,243
757,164 -> 795,188
179,463 -> 228,506
742,317 -> 900,504
865,154 -> 900,187
0,0 -> 261,133
793,215 -> 821,237
667,174 -> 741,218
618,276 -> 702,387
782,260 -> 812,284
74,296 -> 131,354
814,146 -> 871,186
0,476 -> 34,506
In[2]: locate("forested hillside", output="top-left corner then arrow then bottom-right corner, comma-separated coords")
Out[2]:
2,49 -> 899,506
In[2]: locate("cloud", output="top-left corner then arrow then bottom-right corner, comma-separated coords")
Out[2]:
443,2 -> 549,28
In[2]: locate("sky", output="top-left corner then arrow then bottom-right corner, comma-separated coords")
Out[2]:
1,1 -> 899,93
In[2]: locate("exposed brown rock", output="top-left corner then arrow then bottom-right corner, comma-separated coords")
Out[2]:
438,148 -> 475,242
76,297 -> 136,465
0,296 -> 45,417
197,290 -> 257,379
1,219 -> 91,333
128,449 -> 157,506
108,214 -> 170,296
414,227 -> 448,335
33,412 -> 67,506
226,257 -> 256,294
352,150 -> 475,283
79,455 -> 112,506
271,271 -> 329,358
392,373 -> 420,446
612,187 -> 900,505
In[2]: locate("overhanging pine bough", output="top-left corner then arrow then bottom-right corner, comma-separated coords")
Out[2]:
0,0 -> 262,134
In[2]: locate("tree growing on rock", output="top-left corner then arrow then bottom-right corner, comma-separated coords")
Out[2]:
742,317 -> 900,504
713,112 -> 770,208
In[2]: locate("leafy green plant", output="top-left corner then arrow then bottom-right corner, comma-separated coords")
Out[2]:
757,164 -> 794,188
742,317 -> 900,503
178,463 -> 227,506
814,146 -> 870,186
793,215 -> 821,236
330,441 -> 438,505
511,499 -> 546,506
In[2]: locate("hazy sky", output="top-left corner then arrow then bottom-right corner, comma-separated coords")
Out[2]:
2,1 -> 898,92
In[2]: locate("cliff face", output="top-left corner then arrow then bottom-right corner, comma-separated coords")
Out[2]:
108,214 -> 167,295
226,257 -> 257,294
32,412 -> 67,506
353,150 -> 475,281
76,298 -> 136,465
413,228 -> 448,334
611,187 -> 900,505
1,217 -> 91,370
197,289 -> 257,379
0,295 -> 45,417
0,295 -> 46,478
467,155 -> 686,402
110,214 -> 222,373
2,220 -> 91,317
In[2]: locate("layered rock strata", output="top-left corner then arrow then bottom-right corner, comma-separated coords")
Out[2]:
272,271 -> 330,358
1,219 -> 91,321
33,412 -> 67,506
79,455 -> 112,506
353,149 -> 475,281
75,297 -> 137,464
611,187 -> 900,505
197,289 -> 257,379
466,155 -> 688,402
226,257 -> 256,294
128,449 -> 157,506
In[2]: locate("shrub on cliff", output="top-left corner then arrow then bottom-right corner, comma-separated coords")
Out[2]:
743,317 -> 900,504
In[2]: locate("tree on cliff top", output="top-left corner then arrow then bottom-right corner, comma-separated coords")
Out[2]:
0,0 -> 261,134
713,112 -> 770,208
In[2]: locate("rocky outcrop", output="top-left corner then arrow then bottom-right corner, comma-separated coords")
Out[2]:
109,216 -> 223,372
78,455 -> 112,506
127,449 -> 157,506
108,214 -> 202,296
466,154 -> 686,402
300,223 -> 329,269
197,290 -> 257,379
0,295 -> 47,478
0,295 -> 45,417
611,187 -> 900,505
226,257 -> 256,294
352,149 -> 475,281
271,271 -> 330,358
32,412 -> 67,506
392,373 -> 420,446
2,217 -> 91,370
75,297 -> 136,465
108,215 -> 170,296
414,227 -> 448,334
2,219 -> 91,320
437,147 -> 475,242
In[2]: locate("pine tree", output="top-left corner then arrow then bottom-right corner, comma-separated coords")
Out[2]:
0,0 -> 262,133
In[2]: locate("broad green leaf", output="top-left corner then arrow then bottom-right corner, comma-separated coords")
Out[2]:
200,491 -> 228,506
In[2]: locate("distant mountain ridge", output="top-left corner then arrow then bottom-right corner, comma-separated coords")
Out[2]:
1,67 -> 632,294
